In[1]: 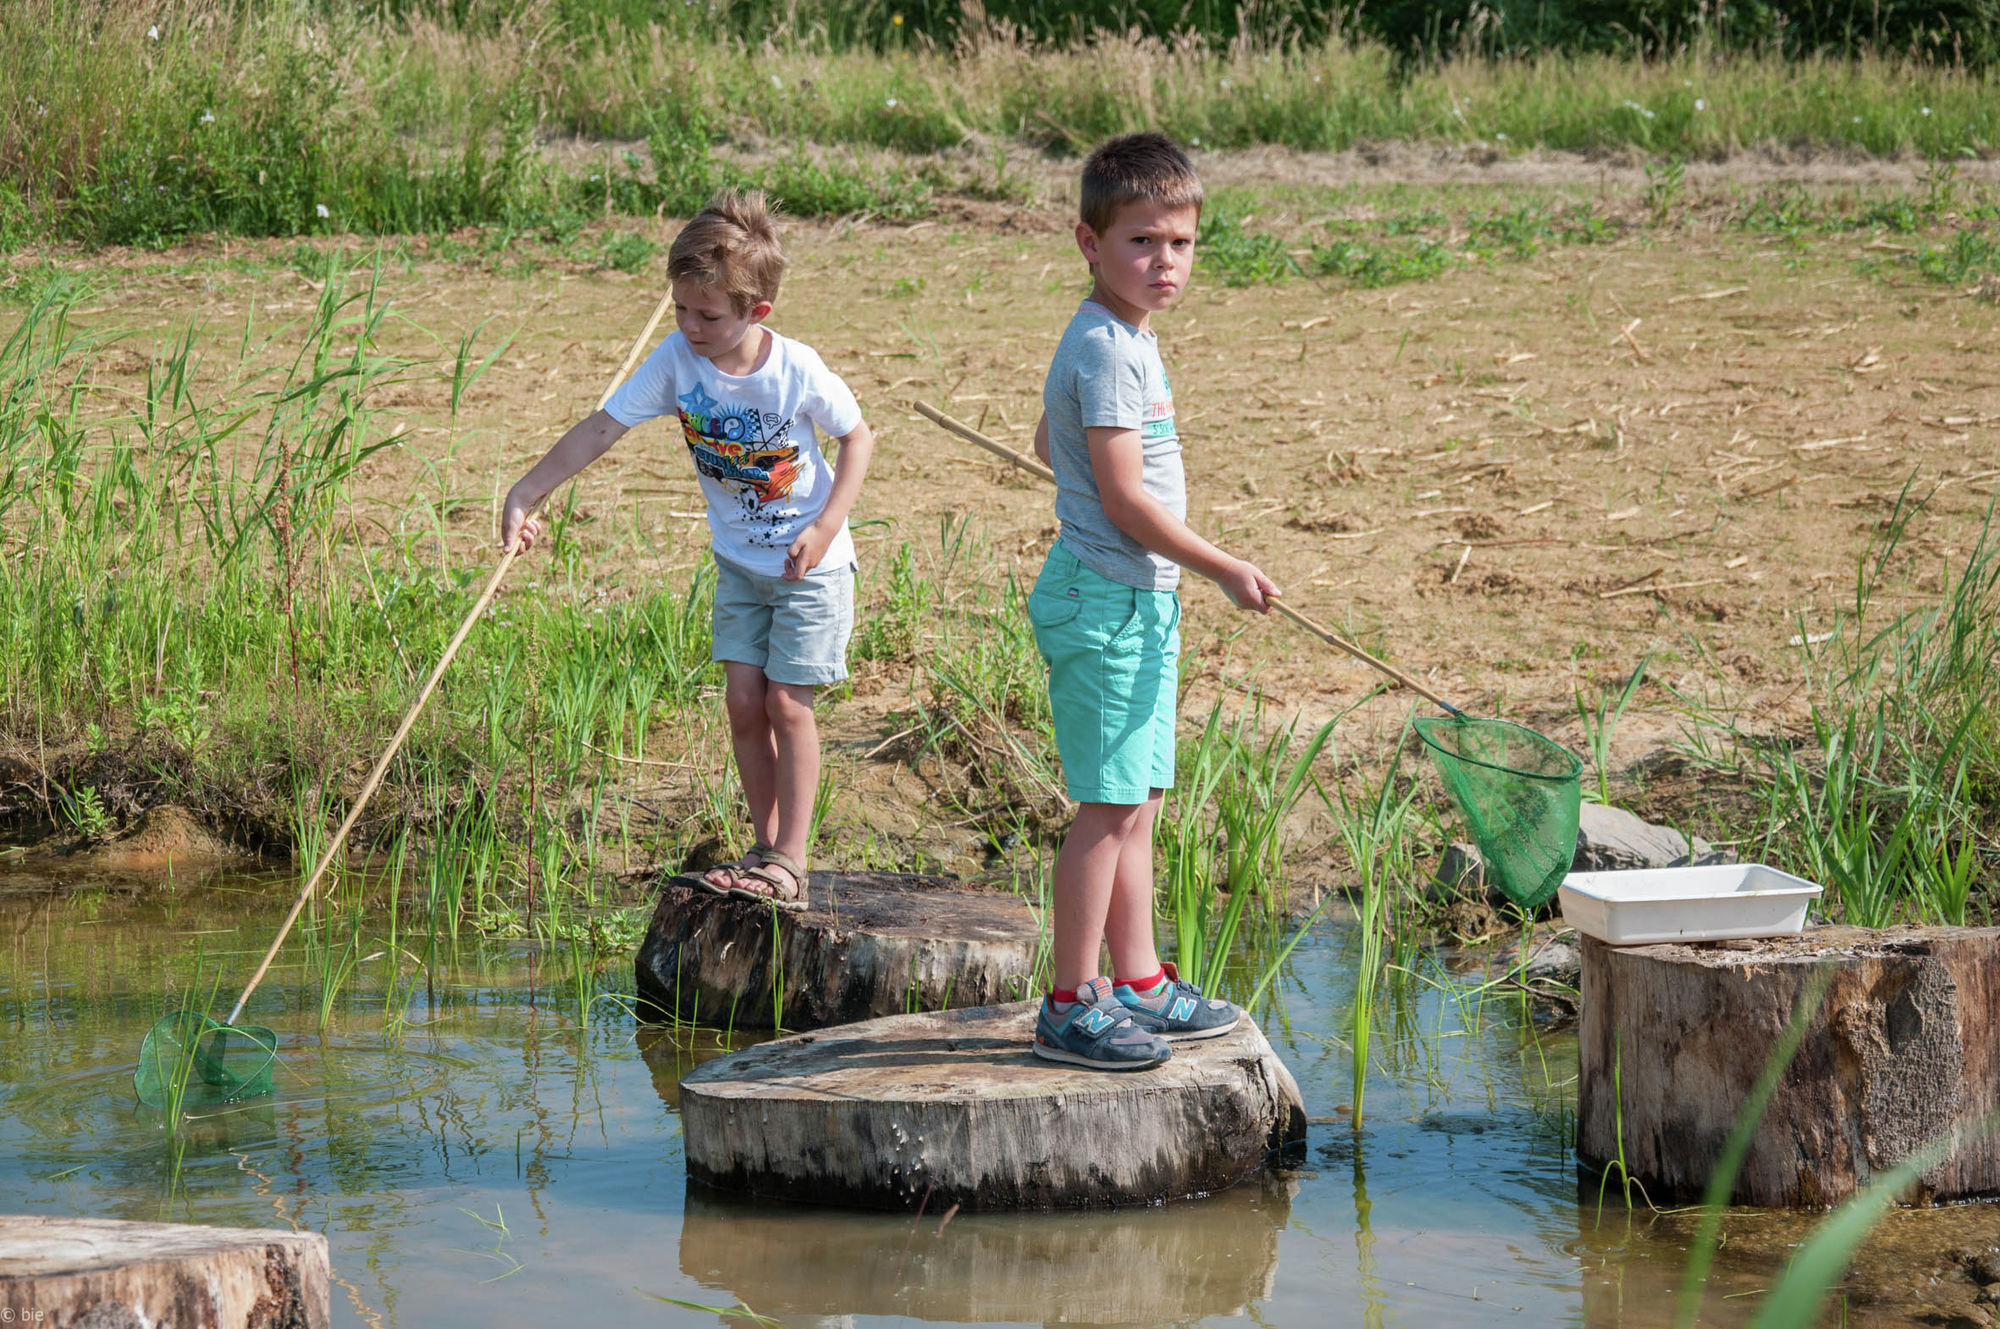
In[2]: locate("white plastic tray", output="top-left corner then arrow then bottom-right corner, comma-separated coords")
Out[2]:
1558,863 -> 1822,946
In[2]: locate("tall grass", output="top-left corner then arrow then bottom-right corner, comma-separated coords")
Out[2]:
6,4 -> 2000,247
1158,701 -> 1336,991
1325,732 -> 1421,1125
0,272 -> 715,999
1685,487 -> 2000,926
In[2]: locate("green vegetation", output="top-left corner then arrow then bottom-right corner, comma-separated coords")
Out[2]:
1196,180 -> 2000,290
0,273 -> 1371,1030
1327,734 -> 1422,1124
0,273 -> 710,991
6,3 -> 2000,250
1,239 -> 1993,1090
1159,702 -> 1337,990
1681,488 -> 2000,927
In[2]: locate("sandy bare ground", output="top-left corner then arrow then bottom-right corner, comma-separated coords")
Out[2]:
11,154 -> 1999,864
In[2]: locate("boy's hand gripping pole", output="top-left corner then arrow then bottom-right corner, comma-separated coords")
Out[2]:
910,400 -> 1465,719
227,290 -> 675,1025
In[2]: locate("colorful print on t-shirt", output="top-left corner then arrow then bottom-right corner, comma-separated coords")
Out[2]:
677,382 -> 800,508
600,328 -> 864,578
1141,372 -> 1175,441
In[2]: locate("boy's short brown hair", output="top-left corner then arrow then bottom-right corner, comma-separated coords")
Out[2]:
668,189 -> 786,312
1078,132 -> 1204,235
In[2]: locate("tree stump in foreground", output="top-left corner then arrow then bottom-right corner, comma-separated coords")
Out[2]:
0,1215 -> 329,1329
678,1173 -> 1293,1322
680,1002 -> 1307,1211
1579,926 -> 2000,1207
634,870 -> 1038,1031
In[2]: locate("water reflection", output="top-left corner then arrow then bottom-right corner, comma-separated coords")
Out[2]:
678,1176 -> 1293,1326
636,1023 -> 769,1111
1,878 -> 1791,1329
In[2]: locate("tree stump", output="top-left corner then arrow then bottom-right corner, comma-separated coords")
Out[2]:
677,1173 -> 1293,1321
1578,926 -> 2000,1207
680,1002 -> 1307,1211
0,1215 -> 329,1329
634,870 -> 1039,1031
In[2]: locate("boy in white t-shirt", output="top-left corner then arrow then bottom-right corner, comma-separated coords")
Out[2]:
500,190 -> 874,910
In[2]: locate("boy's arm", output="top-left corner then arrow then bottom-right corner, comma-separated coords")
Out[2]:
500,409 -> 630,552
1089,425 -> 1276,611
783,420 -> 876,581
1032,414 -> 1051,467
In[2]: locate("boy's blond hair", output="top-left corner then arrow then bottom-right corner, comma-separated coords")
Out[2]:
668,189 -> 786,312
1078,132 -> 1204,235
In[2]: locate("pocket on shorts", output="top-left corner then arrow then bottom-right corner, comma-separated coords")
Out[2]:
1026,584 -> 1083,630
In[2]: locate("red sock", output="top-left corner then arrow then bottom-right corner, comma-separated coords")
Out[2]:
1119,967 -> 1166,994
1049,986 -> 1079,1006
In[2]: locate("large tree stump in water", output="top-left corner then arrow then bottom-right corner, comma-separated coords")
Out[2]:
677,1174 -> 1293,1321
1578,926 -> 2000,1207
0,1215 -> 329,1328
680,1002 -> 1307,1211
634,870 -> 1039,1031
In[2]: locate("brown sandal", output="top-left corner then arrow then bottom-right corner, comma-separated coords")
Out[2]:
727,849 -> 809,913
690,844 -> 772,896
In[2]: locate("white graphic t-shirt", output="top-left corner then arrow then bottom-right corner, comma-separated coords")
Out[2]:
604,329 -> 864,577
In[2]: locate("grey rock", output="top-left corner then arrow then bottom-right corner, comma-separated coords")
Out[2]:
1571,802 -> 1729,872
1521,940 -> 1582,986
1488,939 -> 1581,990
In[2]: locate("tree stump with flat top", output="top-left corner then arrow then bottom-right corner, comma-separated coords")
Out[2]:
679,1001 -> 1307,1212
1578,925 -> 2000,1207
634,869 -> 1040,1031
0,1215 -> 330,1329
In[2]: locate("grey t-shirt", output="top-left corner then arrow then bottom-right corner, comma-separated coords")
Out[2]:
1042,301 -> 1186,591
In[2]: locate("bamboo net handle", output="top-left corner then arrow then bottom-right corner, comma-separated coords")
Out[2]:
910,399 -> 1464,719
1264,598 -> 1462,716
229,289 -> 674,1024
912,400 -> 1056,483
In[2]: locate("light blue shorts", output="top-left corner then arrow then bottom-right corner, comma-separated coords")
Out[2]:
1027,542 -> 1180,805
711,554 -> 855,687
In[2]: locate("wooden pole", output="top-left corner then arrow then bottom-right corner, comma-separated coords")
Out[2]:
227,290 -> 674,1024
910,400 -> 1463,717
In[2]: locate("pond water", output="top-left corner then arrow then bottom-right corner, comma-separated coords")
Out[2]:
0,871 -> 1979,1327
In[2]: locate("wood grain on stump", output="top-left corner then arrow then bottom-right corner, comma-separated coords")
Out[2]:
0,1215 -> 329,1329
1579,926 -> 2000,1207
634,870 -> 1038,1031
680,1002 -> 1307,1211
678,1174 -> 1292,1321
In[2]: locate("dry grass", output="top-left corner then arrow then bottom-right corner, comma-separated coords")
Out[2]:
10,160 -> 1993,880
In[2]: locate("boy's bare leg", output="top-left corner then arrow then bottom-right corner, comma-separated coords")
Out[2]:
1103,789 -> 1165,983
762,681 -> 819,870
1051,800 -> 1148,993
722,662 -> 781,854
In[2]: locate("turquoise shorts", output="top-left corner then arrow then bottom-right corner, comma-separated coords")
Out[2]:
1027,542 -> 1180,805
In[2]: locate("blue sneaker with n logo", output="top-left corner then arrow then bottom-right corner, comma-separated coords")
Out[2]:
1113,962 -> 1241,1040
1032,977 -> 1171,1071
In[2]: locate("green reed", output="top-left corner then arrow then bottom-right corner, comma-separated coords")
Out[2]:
149,947 -> 221,1135
1158,701 -> 1337,992
0,273 -> 722,981
1575,654 -> 1649,805
899,518 -> 1063,824
1683,486 -> 1999,926
1324,733 -> 1421,1126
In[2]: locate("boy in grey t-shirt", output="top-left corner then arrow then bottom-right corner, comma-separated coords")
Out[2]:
1025,133 -> 1280,1071
1041,302 -> 1185,591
